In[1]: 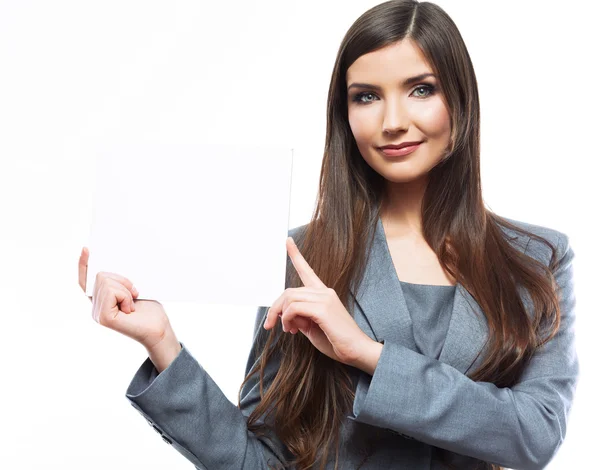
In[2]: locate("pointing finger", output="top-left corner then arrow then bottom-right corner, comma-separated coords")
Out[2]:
286,237 -> 326,289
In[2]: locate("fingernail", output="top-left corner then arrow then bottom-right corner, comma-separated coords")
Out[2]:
132,286 -> 139,295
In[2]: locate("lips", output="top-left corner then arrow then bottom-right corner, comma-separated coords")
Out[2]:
378,140 -> 423,150
378,142 -> 422,158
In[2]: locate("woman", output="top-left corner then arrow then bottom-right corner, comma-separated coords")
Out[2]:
78,1 -> 578,469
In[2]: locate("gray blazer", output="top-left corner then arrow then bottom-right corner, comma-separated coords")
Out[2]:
125,216 -> 578,470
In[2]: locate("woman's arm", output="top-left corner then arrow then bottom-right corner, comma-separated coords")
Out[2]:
349,232 -> 579,470
125,306 -> 291,470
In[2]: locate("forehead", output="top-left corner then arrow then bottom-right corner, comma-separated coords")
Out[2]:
346,39 -> 433,83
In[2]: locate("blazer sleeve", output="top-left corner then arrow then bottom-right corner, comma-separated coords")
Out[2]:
125,306 -> 292,469
349,231 -> 579,470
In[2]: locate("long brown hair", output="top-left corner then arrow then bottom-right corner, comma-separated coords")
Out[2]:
238,1 -> 563,469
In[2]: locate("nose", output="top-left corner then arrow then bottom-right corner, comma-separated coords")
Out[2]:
382,99 -> 409,134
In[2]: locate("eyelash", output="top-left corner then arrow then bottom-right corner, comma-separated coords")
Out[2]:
351,84 -> 436,104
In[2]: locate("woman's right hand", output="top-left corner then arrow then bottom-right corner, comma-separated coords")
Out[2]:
78,246 -> 173,351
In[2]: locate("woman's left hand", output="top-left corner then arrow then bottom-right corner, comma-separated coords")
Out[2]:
263,237 -> 374,367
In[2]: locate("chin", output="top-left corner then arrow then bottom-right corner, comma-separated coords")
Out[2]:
382,172 -> 426,184
370,163 -> 422,182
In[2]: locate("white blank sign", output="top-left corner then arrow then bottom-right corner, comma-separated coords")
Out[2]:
85,139 -> 294,308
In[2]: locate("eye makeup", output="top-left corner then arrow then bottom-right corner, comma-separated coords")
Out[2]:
350,83 -> 437,104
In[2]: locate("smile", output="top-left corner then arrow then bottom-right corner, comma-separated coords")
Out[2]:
378,143 -> 421,158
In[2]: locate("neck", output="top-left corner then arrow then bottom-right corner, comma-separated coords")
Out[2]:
380,175 -> 428,240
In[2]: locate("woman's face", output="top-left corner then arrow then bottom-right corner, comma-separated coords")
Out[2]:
346,39 -> 452,184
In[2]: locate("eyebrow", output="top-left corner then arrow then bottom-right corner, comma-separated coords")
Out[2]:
347,73 -> 436,92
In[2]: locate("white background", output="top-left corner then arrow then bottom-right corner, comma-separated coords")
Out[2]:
0,1 -> 597,468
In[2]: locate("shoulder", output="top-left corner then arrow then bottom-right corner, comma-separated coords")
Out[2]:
287,223 -> 309,241
288,217 -> 571,265
496,215 -> 571,264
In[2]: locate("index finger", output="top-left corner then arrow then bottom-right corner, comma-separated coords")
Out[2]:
286,237 -> 326,289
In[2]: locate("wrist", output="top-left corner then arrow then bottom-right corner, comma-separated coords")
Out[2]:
146,328 -> 181,373
349,337 -> 383,376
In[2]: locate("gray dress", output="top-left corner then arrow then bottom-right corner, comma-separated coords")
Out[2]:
397,280 -> 457,359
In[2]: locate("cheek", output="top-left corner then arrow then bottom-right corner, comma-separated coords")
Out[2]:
348,109 -> 375,144
348,111 -> 361,139
419,100 -> 451,136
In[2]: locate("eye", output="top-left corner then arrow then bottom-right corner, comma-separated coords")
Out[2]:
411,84 -> 436,98
352,92 -> 379,104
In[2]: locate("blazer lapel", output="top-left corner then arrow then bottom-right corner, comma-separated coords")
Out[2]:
349,216 -> 417,352
349,215 -> 530,375
439,226 -> 529,373
437,283 -> 490,373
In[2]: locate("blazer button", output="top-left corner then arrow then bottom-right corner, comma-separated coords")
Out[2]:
162,436 -> 172,445
152,425 -> 162,435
